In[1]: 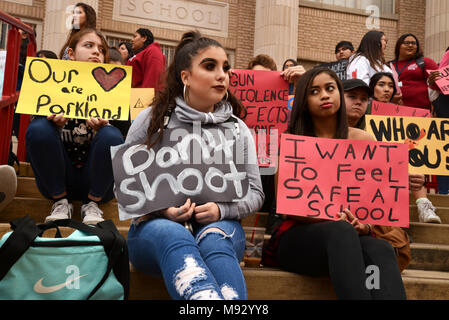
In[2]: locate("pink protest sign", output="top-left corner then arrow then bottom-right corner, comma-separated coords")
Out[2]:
371,100 -> 431,118
276,134 -> 410,227
428,67 -> 449,95
229,69 -> 289,167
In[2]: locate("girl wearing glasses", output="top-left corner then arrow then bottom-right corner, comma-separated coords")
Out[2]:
390,33 -> 439,110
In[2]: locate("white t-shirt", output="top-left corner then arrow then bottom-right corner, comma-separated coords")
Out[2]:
346,55 -> 392,85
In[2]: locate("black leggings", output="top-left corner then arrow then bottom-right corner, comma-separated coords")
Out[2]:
277,220 -> 406,300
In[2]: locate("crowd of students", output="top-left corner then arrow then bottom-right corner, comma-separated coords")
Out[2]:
2,1 -> 449,300
340,30 -> 444,224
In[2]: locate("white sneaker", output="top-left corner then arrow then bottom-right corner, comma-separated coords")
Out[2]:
45,198 -> 73,222
81,201 -> 104,225
417,198 -> 442,224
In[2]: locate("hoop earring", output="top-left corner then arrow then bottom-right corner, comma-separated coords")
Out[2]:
183,85 -> 188,102
224,90 -> 229,101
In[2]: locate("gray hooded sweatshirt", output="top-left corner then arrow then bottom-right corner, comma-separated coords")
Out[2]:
124,97 -> 265,221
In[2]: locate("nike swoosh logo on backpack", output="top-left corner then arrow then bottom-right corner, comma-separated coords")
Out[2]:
33,274 -> 88,294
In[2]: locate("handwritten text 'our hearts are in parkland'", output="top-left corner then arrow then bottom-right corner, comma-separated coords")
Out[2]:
16,57 -> 131,121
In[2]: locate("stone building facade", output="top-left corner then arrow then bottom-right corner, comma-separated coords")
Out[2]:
0,0 -> 446,71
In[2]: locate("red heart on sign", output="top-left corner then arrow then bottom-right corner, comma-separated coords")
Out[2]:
91,67 -> 127,92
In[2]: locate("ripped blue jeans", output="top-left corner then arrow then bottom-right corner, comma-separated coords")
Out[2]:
127,218 -> 247,300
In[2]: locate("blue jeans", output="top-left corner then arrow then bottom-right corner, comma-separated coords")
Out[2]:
26,118 -> 124,202
127,218 -> 247,300
437,175 -> 449,194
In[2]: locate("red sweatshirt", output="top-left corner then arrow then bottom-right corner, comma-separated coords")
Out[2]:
127,42 -> 166,89
391,57 -> 439,110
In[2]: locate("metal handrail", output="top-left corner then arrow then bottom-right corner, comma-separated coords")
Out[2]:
0,10 -> 36,45
0,10 -> 37,164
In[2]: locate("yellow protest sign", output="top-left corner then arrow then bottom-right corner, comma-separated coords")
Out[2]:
366,115 -> 449,175
130,88 -> 154,121
16,57 -> 131,121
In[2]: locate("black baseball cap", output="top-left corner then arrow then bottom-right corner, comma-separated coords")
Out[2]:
342,79 -> 372,97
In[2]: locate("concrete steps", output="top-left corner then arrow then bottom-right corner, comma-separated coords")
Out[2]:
1,221 -> 449,300
408,222 -> 449,245
400,270 -> 449,300
16,177 -> 44,199
128,266 -> 449,300
1,196 -> 130,228
409,243 -> 449,272
3,162 -> 449,300
14,162 -> 34,178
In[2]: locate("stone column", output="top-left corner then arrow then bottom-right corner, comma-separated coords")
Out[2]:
424,0 -> 449,63
42,0 -> 98,56
253,0 -> 299,70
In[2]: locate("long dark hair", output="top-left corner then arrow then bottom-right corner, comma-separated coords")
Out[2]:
351,30 -> 385,71
59,2 -> 97,58
146,30 -> 246,148
369,72 -> 397,102
394,33 -> 423,61
288,67 -> 348,139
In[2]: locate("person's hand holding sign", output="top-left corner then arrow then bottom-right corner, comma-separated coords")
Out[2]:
336,208 -> 371,235
87,117 -> 109,131
391,91 -> 403,105
161,198 -> 196,223
47,114 -> 69,128
194,202 -> 221,224
409,174 -> 425,191
428,70 -> 441,87
281,65 -> 306,83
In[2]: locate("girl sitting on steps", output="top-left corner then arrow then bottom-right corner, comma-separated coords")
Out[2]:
26,28 -> 124,224
121,30 -> 264,300
265,67 -> 406,300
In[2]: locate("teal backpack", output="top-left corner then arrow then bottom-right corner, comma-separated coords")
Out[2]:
0,216 -> 129,300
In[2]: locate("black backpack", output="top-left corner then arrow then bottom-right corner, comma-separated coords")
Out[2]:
389,57 -> 426,76
415,56 -> 426,74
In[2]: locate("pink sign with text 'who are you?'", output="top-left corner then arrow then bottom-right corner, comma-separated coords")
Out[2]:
229,69 -> 289,167
276,134 -> 410,227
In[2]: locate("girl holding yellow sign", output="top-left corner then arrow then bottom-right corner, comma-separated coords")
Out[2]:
26,28 -> 124,225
